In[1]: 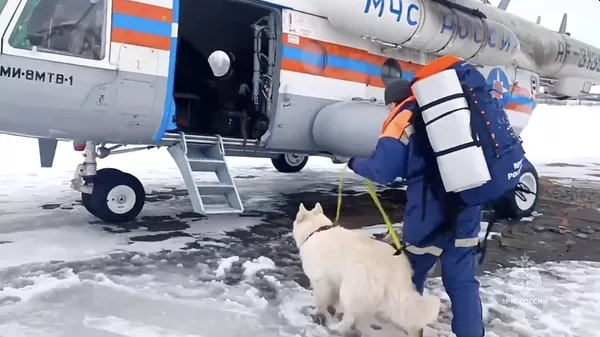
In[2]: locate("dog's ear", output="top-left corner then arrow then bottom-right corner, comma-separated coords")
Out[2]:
296,203 -> 309,222
298,203 -> 308,214
312,202 -> 323,214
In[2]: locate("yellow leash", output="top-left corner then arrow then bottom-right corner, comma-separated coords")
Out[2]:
335,164 -> 401,250
365,179 -> 402,251
334,165 -> 345,226
336,164 -> 423,337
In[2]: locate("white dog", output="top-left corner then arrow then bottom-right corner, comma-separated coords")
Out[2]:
293,203 -> 441,336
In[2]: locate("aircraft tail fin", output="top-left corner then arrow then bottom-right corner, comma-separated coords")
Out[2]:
497,0 -> 510,10
559,13 -> 568,34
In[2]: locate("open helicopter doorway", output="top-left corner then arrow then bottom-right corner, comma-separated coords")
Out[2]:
172,0 -> 279,143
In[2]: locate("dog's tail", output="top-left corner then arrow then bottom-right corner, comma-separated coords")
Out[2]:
383,291 -> 441,330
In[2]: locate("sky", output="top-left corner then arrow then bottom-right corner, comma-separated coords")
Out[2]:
488,0 -> 599,47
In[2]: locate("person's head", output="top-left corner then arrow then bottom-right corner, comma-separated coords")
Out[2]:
384,79 -> 412,112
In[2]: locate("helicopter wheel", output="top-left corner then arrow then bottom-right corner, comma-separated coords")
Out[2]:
82,168 -> 145,223
81,168 -> 122,217
271,153 -> 309,173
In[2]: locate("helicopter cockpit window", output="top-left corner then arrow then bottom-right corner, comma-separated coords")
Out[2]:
8,0 -> 106,60
0,0 -> 8,15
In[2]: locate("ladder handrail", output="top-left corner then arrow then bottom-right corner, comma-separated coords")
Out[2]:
178,131 -> 188,156
215,134 -> 225,156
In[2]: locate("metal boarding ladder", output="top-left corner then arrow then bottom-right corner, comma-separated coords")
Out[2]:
167,132 -> 244,214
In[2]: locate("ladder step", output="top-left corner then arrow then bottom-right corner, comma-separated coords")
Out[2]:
197,183 -> 236,195
203,204 -> 244,214
188,158 -> 227,172
168,134 -> 244,215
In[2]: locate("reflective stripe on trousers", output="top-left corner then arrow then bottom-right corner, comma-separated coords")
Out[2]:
405,238 -> 480,256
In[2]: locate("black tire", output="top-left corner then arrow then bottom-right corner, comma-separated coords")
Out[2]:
88,170 -> 146,223
81,168 -> 123,217
495,164 -> 540,219
271,153 -> 309,173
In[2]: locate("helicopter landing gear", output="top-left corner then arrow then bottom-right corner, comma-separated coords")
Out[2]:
271,153 -> 309,173
71,142 -> 146,223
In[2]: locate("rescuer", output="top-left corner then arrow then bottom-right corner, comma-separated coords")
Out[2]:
347,70 -> 486,336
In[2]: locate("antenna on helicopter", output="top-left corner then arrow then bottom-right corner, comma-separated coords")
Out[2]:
558,13 -> 568,34
497,0 -> 510,10
536,16 -> 541,24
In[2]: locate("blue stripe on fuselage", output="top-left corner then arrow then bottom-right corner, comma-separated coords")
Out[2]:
510,95 -> 536,107
282,45 -> 533,107
282,45 -> 416,81
112,14 -> 172,37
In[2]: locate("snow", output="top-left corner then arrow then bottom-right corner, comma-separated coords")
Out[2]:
520,105 -> 600,165
0,104 -> 599,336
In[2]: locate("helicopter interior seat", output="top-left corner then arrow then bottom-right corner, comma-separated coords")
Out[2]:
173,0 -> 272,139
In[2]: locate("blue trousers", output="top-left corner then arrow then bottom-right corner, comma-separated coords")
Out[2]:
407,246 -> 484,337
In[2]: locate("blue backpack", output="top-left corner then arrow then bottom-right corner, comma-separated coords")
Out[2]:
410,57 -> 526,210
407,57 -> 528,262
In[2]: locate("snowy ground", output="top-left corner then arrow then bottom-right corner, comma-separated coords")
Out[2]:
1,105 -> 600,337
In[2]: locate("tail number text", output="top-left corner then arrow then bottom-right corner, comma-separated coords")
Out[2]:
0,66 -> 73,85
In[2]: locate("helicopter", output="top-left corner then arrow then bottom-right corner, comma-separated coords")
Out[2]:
0,0 -> 598,223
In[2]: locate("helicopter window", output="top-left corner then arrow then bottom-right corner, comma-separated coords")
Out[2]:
8,0 -> 106,60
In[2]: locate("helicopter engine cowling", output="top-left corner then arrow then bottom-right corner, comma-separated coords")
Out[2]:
318,0 -> 520,67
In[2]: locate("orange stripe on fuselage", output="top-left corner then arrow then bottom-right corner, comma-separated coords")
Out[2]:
282,34 -> 423,88
506,103 -> 533,114
111,28 -> 171,50
113,0 -> 173,22
507,85 -> 535,114
510,85 -> 533,98
281,34 -> 536,116
281,59 -> 386,87
283,34 -> 423,73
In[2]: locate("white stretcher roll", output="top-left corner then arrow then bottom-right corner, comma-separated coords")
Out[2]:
411,69 -> 491,193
